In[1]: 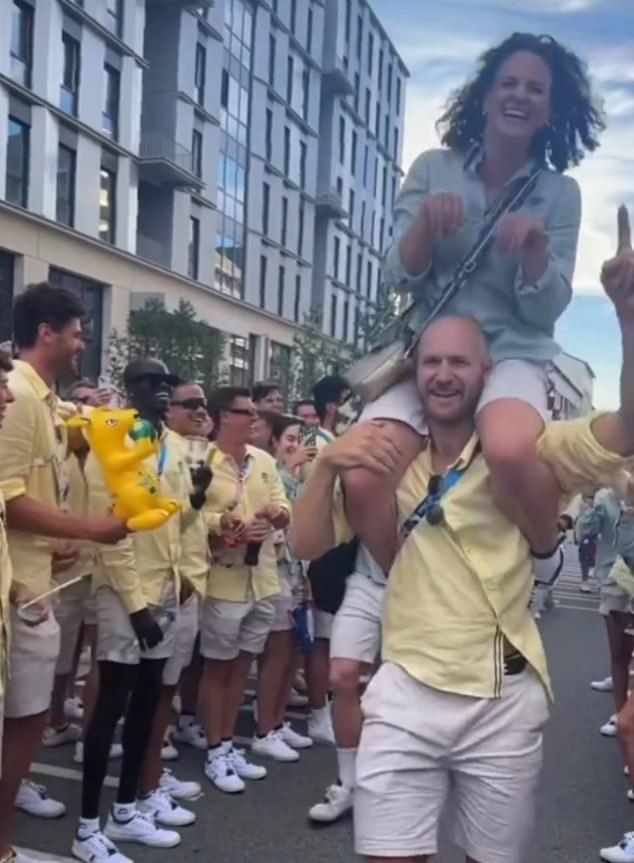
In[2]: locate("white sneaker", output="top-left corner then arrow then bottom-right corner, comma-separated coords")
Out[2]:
65,696 -> 84,721
204,750 -> 245,794
627,788 -> 634,802
580,583 -> 592,593
601,715 -> 619,737
159,768 -> 202,801
173,722 -> 207,750
280,722 -> 313,749
287,688 -> 309,708
532,544 -> 564,586
15,781 -> 66,818
104,810 -> 180,848
160,738 -> 179,761
308,707 -> 335,745
308,784 -> 354,823
72,829 -> 133,863
592,676 -> 614,692
137,788 -> 195,827
252,730 -> 300,763
533,609 -> 542,620
601,832 -> 634,862
43,723 -> 82,747
74,740 -> 124,764
626,765 -> 631,777
228,746 -> 268,780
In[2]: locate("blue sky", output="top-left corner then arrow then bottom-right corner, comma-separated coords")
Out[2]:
372,0 -> 634,408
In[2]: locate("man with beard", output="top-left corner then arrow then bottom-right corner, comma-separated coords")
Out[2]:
0,284 -> 127,863
292,206 -> 634,863
73,359 -> 193,863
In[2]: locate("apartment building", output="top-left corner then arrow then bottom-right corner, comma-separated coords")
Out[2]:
0,0 -> 408,386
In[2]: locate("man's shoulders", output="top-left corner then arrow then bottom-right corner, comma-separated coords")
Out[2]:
246,445 -> 277,470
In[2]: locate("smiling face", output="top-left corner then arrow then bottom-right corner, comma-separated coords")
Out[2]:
168,384 -> 208,437
275,423 -> 302,463
483,50 -> 552,151
416,317 -> 490,425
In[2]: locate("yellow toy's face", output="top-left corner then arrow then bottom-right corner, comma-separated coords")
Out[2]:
66,407 -> 140,442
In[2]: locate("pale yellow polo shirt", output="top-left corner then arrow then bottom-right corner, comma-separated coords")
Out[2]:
332,415 -> 628,701
0,360 -> 68,595
0,492 -> 12,698
87,427 -> 191,614
204,443 -> 289,602
173,433 -> 209,597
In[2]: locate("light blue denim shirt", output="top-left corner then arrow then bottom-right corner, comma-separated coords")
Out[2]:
384,147 -> 582,364
577,488 -> 623,589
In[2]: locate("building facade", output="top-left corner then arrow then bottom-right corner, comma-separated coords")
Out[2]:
0,0 -> 407,387
547,352 -> 595,420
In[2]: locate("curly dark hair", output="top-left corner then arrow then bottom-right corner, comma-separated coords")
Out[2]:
436,32 -> 605,173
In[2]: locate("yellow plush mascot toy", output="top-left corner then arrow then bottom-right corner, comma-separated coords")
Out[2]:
67,407 -> 180,531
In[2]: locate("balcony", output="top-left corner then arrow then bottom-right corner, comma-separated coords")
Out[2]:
138,133 -> 204,190
321,66 -> 354,97
316,186 -> 347,220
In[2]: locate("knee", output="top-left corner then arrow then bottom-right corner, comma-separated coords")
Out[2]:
343,467 -> 387,506
329,661 -> 361,696
481,430 -> 537,477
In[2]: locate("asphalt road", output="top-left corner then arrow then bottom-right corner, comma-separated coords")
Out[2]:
14,541 -> 633,863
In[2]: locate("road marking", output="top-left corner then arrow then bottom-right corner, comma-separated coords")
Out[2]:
16,849 -> 76,863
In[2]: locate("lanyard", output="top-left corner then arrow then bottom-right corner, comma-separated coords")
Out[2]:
400,444 -> 481,542
157,441 -> 167,477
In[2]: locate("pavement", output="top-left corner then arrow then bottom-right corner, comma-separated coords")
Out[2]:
13,540 -> 634,862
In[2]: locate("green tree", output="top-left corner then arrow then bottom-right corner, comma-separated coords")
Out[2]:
287,308 -> 343,401
106,298 -> 227,392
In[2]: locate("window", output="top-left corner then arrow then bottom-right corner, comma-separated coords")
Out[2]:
99,166 -> 116,244
188,217 -> 200,279
373,157 -> 379,195
294,274 -> 301,322
307,7 -> 314,52
194,44 -> 206,106
356,251 -> 363,292
10,0 -> 33,88
299,141 -> 307,187
348,189 -> 355,222
262,182 -> 271,235
290,0 -> 297,34
338,116 -> 346,164
371,210 -> 376,246
333,236 -> 341,280
298,199 -> 305,257
396,77 -> 402,115
382,165 -> 388,206
361,201 -> 366,238
354,72 -> 360,114
106,0 -> 123,38
0,252 -> 14,346
6,117 -> 29,207
384,114 -> 390,150
192,129 -> 203,177
268,35 -> 276,86
259,255 -> 267,307
277,265 -> 285,316
102,65 -> 120,138
387,64 -> 393,102
368,33 -> 374,75
281,196 -> 289,247
61,33 -> 80,116
365,88 -> 371,126
56,144 -> 75,226
286,56 -> 294,105
363,145 -> 369,185
283,126 -> 291,175
330,294 -> 337,338
366,260 -> 373,298
49,268 -> 103,383
336,176 -> 343,197
265,107 -> 273,161
378,49 -> 384,89
393,127 -> 399,160
375,100 -> 381,137
356,15 -> 363,59
343,299 -> 349,341
380,217 -> 385,251
221,69 -> 229,108
392,175 -> 398,205
302,69 -> 310,121
350,133 -> 359,181
345,245 -> 352,285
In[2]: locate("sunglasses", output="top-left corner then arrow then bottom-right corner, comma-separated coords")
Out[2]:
425,475 -> 445,526
171,398 -> 207,411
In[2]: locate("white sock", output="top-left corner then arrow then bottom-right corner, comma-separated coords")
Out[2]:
221,738 -> 233,754
311,704 -> 330,720
337,748 -> 357,791
77,817 -> 100,837
112,802 -> 136,822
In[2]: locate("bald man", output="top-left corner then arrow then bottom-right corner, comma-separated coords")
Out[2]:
292,231 -> 634,863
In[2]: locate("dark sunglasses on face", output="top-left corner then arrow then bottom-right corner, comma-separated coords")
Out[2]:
171,398 -> 207,411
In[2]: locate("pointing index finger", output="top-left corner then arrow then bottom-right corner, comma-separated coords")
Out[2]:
618,205 -> 632,254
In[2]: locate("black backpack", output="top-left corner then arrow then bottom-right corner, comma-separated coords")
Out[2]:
307,538 -> 360,615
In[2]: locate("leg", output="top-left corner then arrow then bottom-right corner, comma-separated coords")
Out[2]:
221,652 -> 253,740
478,399 -> 559,554
606,612 -> 634,714
617,688 -> 634,787
344,420 -> 422,571
81,625 -> 99,733
81,661 -> 136,818
198,659 -> 231,747
49,672 -> 73,730
0,712 -> 49,858
307,637 -> 330,710
179,649 -> 203,717
256,631 -> 294,736
138,684 -> 178,795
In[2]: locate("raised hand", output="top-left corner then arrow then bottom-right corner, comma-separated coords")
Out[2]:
601,206 -> 634,319
420,193 -> 465,239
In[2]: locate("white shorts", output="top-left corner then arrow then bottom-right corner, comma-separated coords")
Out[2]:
200,597 -> 275,660
270,562 -> 294,633
355,661 -> 549,862
162,594 -> 200,686
54,576 -> 92,676
95,586 -> 178,665
361,359 -> 548,435
314,609 -> 333,640
5,608 -> 61,718
330,573 -> 385,665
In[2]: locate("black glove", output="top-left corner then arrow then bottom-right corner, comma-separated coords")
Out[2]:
129,608 -> 164,650
190,465 -> 213,511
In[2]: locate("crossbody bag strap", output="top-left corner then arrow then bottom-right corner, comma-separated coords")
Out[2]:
406,168 -> 541,354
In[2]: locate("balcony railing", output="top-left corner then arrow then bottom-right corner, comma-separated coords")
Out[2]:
138,133 -> 204,190
316,186 -> 347,220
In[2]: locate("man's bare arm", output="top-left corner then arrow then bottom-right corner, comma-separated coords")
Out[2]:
6,496 -> 127,544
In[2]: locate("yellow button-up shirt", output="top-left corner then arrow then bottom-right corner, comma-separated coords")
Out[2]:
87,426 -> 192,614
0,491 -> 12,698
204,444 -> 289,602
0,360 -> 68,595
332,416 -> 627,700
173,433 -> 209,596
